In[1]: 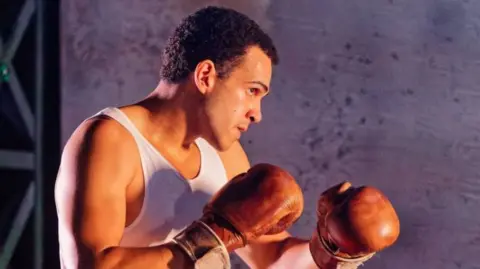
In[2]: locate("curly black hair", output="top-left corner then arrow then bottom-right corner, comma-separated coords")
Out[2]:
159,6 -> 279,83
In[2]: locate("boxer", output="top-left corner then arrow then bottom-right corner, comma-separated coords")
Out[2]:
55,6 -> 400,269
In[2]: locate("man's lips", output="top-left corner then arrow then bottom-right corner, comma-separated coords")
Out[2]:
237,126 -> 248,132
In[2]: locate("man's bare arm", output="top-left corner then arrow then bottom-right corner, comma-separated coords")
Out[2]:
55,118 -> 193,269
219,141 -> 399,269
94,243 -> 192,269
218,141 -> 318,269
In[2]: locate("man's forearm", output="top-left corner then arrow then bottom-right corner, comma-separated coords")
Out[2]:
95,242 -> 194,269
271,237 -> 318,269
236,236 -> 318,269
95,237 -> 320,269
273,236 -> 374,269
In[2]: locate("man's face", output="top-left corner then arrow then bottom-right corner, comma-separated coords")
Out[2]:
201,46 -> 272,151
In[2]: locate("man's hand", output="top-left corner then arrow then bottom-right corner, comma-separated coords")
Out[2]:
309,182 -> 400,268
173,163 -> 305,268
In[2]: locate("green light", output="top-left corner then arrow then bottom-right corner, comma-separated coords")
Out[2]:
1,62 -> 9,83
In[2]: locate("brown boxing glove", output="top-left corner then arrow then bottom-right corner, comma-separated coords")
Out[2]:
173,163 -> 304,269
309,182 -> 400,269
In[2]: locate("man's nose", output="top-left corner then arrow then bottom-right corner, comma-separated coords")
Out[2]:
247,105 -> 262,123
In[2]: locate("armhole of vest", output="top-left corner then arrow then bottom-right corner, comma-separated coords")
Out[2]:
96,110 -> 151,232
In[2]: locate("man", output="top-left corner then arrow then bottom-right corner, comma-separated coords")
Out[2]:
55,6 -> 399,269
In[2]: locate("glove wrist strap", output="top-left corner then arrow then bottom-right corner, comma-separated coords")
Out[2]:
173,220 -> 231,269
309,224 -> 375,269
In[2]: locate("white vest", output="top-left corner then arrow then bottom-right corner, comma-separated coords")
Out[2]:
57,107 -> 229,268
100,107 -> 229,246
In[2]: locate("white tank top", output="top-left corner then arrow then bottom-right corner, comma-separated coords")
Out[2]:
58,107 -> 229,268
99,107 -> 229,245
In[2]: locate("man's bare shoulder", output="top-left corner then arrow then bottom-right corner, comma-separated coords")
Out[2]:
217,140 -> 251,180
63,115 -> 136,158
58,115 -> 139,187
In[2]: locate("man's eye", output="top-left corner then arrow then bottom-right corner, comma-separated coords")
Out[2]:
248,88 -> 259,95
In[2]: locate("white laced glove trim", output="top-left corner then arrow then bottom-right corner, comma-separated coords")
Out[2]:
173,220 -> 231,269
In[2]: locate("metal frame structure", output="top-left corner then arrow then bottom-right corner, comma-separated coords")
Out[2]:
0,0 -> 44,268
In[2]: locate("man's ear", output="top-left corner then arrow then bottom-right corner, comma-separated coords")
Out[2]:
193,60 -> 217,95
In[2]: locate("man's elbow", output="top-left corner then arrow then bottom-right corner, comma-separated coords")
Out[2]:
57,243 -> 117,269
93,247 -> 123,269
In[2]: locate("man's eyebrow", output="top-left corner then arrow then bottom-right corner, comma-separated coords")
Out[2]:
248,81 -> 269,93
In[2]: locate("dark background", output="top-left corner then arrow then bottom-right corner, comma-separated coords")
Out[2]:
1,0 -> 60,268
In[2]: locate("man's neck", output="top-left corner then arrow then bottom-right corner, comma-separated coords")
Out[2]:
135,81 -> 202,150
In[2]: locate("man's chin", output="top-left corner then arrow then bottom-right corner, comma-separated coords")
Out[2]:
216,142 -> 235,152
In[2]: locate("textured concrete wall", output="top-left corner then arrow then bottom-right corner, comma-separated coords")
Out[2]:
61,0 -> 480,268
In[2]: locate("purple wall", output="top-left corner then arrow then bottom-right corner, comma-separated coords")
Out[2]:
61,1 -> 480,268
